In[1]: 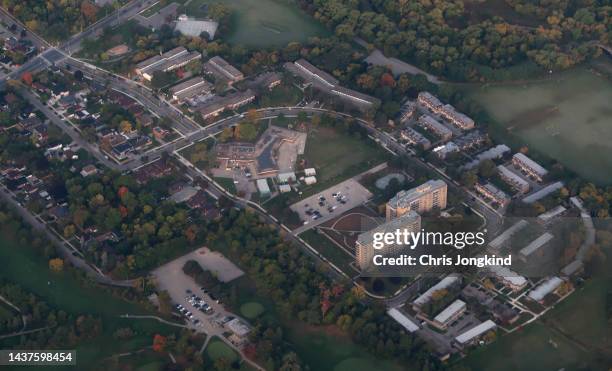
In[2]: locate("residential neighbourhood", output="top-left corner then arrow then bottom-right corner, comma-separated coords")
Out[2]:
0,1 -> 609,371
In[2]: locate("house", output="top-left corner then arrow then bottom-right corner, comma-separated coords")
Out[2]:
80,164 -> 98,177
152,126 -> 169,141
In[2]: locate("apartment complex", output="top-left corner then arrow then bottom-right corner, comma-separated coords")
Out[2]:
497,165 -> 530,193
207,56 -> 244,83
512,153 -> 548,182
418,115 -> 452,141
169,77 -> 213,101
135,47 -> 201,81
294,58 -> 339,87
437,104 -> 475,130
355,211 -> 421,270
519,232 -> 554,260
400,127 -> 431,150
330,85 -> 379,106
386,179 -> 447,219
417,91 -> 443,111
474,182 -> 510,207
433,299 -> 466,330
197,90 -> 255,120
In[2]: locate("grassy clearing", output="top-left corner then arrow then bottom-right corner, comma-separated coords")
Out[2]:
206,338 -> 239,362
302,127 -> 388,194
214,177 -> 237,194
300,229 -> 355,275
240,302 -> 265,319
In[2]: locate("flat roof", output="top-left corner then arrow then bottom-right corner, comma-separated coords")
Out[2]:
331,86 -> 378,105
498,165 -> 529,187
387,308 -> 419,332
170,77 -> 207,94
388,179 -> 447,209
538,205 -> 567,222
488,265 -> 527,288
528,277 -> 563,301
433,299 -> 466,325
357,211 -> 420,247
256,178 -> 270,194
520,232 -> 554,257
294,59 -> 339,86
419,115 -> 452,136
489,220 -> 528,249
523,181 -> 564,203
413,275 -> 460,307
455,320 -> 496,344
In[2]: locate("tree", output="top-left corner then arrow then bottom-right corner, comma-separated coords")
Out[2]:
21,71 -> 33,85
236,123 -> 257,141
152,334 -> 167,352
49,258 -> 64,272
119,120 -> 132,134
461,171 -> 478,187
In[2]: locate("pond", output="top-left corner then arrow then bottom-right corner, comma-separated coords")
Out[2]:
186,0 -> 329,47
462,60 -> 612,185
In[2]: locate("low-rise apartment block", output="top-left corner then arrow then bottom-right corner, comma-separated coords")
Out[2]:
198,90 -> 255,120
437,104 -> 475,130
169,77 -> 213,101
417,91 -> 443,112
512,153 -> 548,182
474,182 -> 510,207
497,165 -> 530,193
454,320 -> 497,348
418,115 -> 452,141
135,47 -> 201,81
519,232 -> 553,260
294,58 -> 339,87
400,127 -> 431,150
331,85 -> 379,106
386,179 -> 448,219
207,56 -> 244,83
433,299 -> 466,330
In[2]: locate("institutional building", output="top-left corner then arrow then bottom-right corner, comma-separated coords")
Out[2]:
512,153 -> 548,182
355,211 -> 421,270
386,179 -> 447,219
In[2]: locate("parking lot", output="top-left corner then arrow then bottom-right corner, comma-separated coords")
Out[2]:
152,249 -> 244,334
291,178 -> 372,234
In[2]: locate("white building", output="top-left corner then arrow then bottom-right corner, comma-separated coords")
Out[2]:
433,299 -> 466,330
277,172 -> 296,184
454,320 -> 497,347
256,178 -> 270,196
528,277 -> 563,302
519,232 -> 554,259
304,176 -> 317,185
304,168 -> 316,176
488,220 -> 528,251
498,165 -> 530,193
488,265 -> 528,292
387,308 -> 419,333
413,275 -> 460,309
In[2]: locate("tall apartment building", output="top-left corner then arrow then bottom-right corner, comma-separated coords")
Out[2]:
386,179 -> 447,219
356,211 -> 421,270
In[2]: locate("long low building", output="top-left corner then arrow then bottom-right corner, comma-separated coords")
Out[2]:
523,181 -> 564,203
294,58 -> 339,87
331,85 -> 379,106
169,77 -> 213,101
519,232 -> 553,259
464,144 -> 510,170
474,182 -> 510,207
207,56 -> 243,82
136,47 -> 201,81
488,219 -> 528,250
387,308 -> 419,333
417,91 -> 443,111
528,277 -> 563,302
512,153 -> 548,182
436,104 -> 475,130
413,275 -> 460,309
433,299 -> 466,330
538,205 -> 567,224
488,265 -> 528,292
454,320 -> 497,347
498,165 -> 530,193
401,127 -> 431,150
418,115 -> 452,141
198,90 -> 255,120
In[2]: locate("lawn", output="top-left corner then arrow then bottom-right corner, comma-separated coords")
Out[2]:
206,338 -> 239,362
240,302 -> 265,319
300,229 -> 356,276
303,127 -> 388,194
214,177 -> 237,194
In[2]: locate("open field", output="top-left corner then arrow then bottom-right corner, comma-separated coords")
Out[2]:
300,229 -> 357,275
206,338 -> 239,362
463,62 -> 612,185
185,0 -> 329,47
303,126 -> 389,193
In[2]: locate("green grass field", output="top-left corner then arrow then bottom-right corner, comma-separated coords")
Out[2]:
300,229 -> 355,275
214,177 -> 237,194
302,127 -> 388,194
240,302 -> 265,319
206,338 -> 239,362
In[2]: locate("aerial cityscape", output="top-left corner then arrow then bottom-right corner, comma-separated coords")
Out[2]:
0,0 -> 609,370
